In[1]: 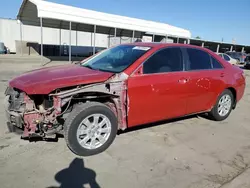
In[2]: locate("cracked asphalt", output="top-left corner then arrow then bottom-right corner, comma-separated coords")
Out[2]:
0,62 -> 250,188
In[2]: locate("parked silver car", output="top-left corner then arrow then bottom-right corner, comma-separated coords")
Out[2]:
217,53 -> 238,65
225,52 -> 247,64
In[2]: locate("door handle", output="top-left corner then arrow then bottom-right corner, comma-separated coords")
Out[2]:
220,73 -> 225,77
178,78 -> 189,84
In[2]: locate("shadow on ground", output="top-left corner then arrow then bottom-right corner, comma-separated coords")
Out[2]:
48,158 -> 100,188
118,114 -> 202,135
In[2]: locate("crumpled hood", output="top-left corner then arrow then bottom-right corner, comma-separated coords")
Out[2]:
9,64 -> 114,94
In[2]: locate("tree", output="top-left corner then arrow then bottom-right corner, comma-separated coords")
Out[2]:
195,36 -> 201,39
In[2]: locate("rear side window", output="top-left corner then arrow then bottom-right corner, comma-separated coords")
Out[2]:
186,48 -> 212,70
211,56 -> 223,69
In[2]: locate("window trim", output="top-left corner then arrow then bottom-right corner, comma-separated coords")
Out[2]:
141,47 -> 185,75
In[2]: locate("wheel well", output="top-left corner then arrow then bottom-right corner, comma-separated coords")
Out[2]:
227,87 -> 237,109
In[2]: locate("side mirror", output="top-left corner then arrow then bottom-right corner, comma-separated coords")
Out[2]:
133,65 -> 143,76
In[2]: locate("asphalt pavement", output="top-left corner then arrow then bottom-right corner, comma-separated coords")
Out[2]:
0,61 -> 250,188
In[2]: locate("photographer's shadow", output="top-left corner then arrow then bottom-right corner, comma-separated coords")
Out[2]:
48,158 -> 100,188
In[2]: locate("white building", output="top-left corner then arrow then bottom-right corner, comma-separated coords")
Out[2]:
0,0 -> 191,57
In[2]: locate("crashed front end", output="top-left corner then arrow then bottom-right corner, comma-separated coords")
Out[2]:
4,74 -> 128,139
4,87 -> 67,139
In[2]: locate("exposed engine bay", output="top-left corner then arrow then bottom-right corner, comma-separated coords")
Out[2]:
4,74 -> 128,139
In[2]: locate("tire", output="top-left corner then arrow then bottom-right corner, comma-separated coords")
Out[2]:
209,89 -> 234,121
64,102 -> 118,156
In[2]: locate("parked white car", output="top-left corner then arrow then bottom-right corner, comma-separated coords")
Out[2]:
217,53 -> 239,65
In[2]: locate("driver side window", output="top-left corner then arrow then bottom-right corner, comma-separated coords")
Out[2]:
143,48 -> 183,74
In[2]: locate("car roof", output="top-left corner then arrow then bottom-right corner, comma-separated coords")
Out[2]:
125,42 -> 207,50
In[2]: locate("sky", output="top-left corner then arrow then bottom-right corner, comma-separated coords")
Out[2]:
1,0 -> 250,45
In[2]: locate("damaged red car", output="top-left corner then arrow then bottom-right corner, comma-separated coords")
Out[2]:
4,43 -> 245,156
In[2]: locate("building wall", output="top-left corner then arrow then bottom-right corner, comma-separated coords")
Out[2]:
0,18 -> 176,55
0,19 -> 21,52
0,18 -> 109,53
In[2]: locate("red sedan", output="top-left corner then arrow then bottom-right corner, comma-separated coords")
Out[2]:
5,43 -> 246,156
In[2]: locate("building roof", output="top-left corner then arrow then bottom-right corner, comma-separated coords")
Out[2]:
17,0 -> 191,38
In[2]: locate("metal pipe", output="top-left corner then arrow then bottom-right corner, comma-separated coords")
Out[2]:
230,46 -> 233,52
69,21 -> 72,63
59,21 -> 62,56
242,47 -> 245,53
93,25 -> 96,55
40,17 -> 43,63
114,28 -> 117,37
152,34 -> 155,42
75,24 -> 79,57
201,42 -> 204,47
132,30 -> 135,43
165,35 -> 168,43
177,37 -> 179,43
216,44 -> 220,53
119,30 -> 122,44
59,28 -> 61,56
19,20 -> 23,55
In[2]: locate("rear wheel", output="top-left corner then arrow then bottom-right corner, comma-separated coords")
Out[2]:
64,102 -> 118,156
209,89 -> 234,121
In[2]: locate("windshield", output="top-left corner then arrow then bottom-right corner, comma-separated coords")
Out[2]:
81,45 -> 151,73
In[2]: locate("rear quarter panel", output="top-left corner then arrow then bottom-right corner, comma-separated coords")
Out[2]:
229,66 -> 246,102
216,62 -> 245,104
204,50 -> 245,108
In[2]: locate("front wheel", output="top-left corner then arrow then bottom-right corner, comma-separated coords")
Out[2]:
64,102 -> 118,156
209,89 -> 234,121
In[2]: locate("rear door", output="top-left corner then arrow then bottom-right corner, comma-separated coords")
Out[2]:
127,47 -> 189,127
183,48 -> 226,114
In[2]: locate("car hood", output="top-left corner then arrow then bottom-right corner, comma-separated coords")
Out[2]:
9,64 -> 114,94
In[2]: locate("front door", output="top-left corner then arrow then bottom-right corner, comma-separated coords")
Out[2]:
127,47 -> 189,127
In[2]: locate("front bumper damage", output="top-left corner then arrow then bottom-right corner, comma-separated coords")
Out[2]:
4,72 -> 129,139
4,87 -> 64,139
4,95 -> 23,134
